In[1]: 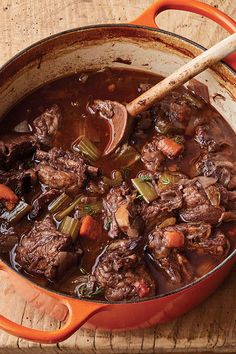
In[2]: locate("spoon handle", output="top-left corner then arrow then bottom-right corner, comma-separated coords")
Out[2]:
127,32 -> 236,117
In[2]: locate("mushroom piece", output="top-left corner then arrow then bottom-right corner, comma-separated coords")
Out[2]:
115,202 -> 142,238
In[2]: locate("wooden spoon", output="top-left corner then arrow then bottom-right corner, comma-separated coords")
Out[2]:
100,32 -> 236,155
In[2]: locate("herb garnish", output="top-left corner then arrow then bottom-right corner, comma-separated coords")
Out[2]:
123,167 -> 131,179
76,283 -> 104,298
160,176 -> 171,185
140,175 -> 152,182
135,193 -> 144,200
84,204 -> 94,215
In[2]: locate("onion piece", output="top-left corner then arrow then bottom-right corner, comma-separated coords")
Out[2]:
14,120 -> 30,133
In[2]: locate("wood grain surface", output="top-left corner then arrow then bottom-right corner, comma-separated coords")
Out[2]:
0,1 -> 236,353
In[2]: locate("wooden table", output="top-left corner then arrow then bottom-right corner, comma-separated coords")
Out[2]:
0,0 -> 236,353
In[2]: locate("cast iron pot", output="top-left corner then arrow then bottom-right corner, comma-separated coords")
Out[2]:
0,0 -> 236,344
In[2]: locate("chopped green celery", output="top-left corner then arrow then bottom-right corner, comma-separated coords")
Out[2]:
113,144 -> 140,168
48,193 -> 72,214
55,195 -> 83,221
1,201 -> 31,224
72,136 -> 101,161
59,216 -> 80,241
76,202 -> 102,218
103,170 -> 123,187
140,175 -> 152,182
131,178 -> 158,203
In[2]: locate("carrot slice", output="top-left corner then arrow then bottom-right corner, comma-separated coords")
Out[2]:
164,229 -> 185,248
80,215 -> 102,240
0,184 -> 18,211
158,138 -> 183,158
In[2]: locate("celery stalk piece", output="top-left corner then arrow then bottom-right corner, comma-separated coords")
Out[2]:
59,216 -> 81,241
48,193 -> 72,214
131,178 -> 158,203
1,201 -> 31,224
102,170 -> 123,187
72,136 -> 101,161
113,144 -> 140,168
55,195 -> 83,221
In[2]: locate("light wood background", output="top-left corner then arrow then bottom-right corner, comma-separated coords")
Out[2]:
0,1 -> 236,353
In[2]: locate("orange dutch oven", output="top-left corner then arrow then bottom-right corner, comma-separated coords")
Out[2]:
0,0 -> 236,344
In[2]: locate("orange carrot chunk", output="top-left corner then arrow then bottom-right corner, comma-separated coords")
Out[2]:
0,184 -> 18,211
158,138 -> 183,158
80,215 -> 102,240
164,230 -> 185,248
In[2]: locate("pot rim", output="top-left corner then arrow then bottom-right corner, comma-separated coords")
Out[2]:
1,23 -> 236,305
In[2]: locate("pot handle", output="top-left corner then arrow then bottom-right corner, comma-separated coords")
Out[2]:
130,0 -> 236,70
0,262 -> 107,344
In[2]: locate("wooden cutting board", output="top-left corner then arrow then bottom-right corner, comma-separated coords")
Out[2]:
0,1 -> 235,353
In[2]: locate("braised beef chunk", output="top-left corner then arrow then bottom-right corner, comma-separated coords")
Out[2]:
182,181 -> 210,208
180,179 -> 224,224
180,204 -> 223,224
131,111 -> 153,148
197,153 -> 236,187
195,125 -> 220,152
0,67 -> 235,302
86,180 -> 105,195
157,252 -> 194,284
32,105 -> 62,147
0,167 -> 37,194
141,137 -> 165,172
95,239 -> 155,301
140,185 -> 183,229
103,183 -> 141,238
15,216 -> 79,280
151,91 -> 199,135
89,99 -> 114,119
147,226 -> 193,284
36,147 -> 87,194
0,134 -> 37,168
147,227 -> 193,283
159,186 -> 183,212
188,228 -> 230,257
176,223 -> 230,258
147,227 -> 172,260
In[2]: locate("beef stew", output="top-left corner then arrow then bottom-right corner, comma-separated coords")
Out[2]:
0,67 -> 236,302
